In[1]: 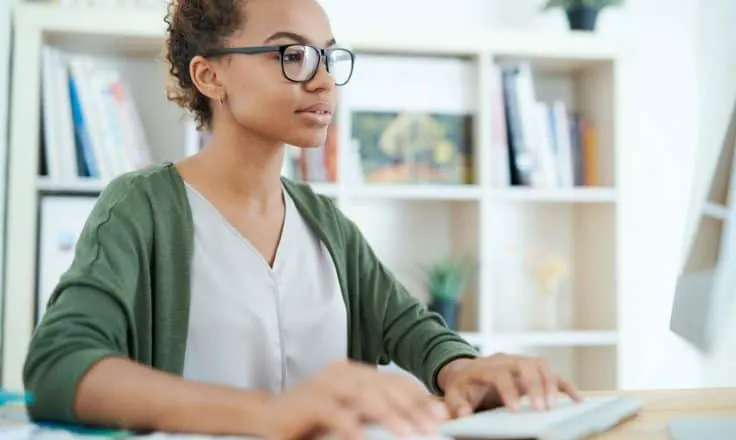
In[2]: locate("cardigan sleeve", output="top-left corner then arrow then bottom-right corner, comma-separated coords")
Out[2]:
339,215 -> 478,394
23,174 -> 153,424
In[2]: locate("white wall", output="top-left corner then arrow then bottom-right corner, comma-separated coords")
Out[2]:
322,0 -> 709,389
614,0 -> 705,390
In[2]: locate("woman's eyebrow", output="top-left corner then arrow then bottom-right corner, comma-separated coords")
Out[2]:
264,31 -> 337,47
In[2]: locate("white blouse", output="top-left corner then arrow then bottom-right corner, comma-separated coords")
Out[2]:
181,183 -> 348,392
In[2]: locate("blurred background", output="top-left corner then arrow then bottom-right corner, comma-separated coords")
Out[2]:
0,0 -> 734,394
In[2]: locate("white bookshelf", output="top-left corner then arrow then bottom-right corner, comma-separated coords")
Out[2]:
3,2 -> 625,392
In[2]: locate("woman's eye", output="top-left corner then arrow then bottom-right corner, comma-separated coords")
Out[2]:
282,54 -> 303,63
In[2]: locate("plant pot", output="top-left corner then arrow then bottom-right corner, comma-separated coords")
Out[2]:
428,298 -> 460,330
565,6 -> 600,31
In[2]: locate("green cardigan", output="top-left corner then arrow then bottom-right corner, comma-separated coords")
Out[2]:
23,162 -> 477,424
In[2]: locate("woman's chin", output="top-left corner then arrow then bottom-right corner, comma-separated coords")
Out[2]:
284,132 -> 328,149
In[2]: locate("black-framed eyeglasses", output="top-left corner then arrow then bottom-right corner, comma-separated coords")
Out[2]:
203,44 -> 355,86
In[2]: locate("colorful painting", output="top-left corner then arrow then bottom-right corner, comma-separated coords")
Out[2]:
351,111 -> 474,184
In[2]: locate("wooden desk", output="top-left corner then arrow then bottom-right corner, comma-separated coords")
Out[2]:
589,388 -> 736,439
0,389 -> 733,439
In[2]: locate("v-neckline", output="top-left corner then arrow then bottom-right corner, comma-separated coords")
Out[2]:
183,181 -> 290,274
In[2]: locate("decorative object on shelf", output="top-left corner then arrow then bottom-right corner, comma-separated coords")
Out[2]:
526,250 -> 570,331
424,256 -> 476,331
541,0 -> 624,31
351,111 -> 474,185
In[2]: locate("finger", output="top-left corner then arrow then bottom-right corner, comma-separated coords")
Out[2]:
558,377 -> 584,403
493,370 -> 520,411
517,361 -> 545,411
324,366 -> 430,436
464,364 -> 520,411
346,374 -> 431,438
326,360 -> 375,391
445,388 -> 473,418
274,398 -> 363,440
318,374 -> 389,432
421,397 -> 450,425
383,377 -> 446,434
385,388 -> 445,434
316,402 -> 364,440
347,387 -> 415,437
537,362 -> 558,409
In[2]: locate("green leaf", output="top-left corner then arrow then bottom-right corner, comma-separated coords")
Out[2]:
423,256 -> 476,302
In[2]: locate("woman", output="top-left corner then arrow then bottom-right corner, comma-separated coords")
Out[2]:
23,0 -> 582,438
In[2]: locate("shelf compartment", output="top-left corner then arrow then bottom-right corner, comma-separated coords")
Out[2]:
345,53 -> 481,188
487,56 -> 616,190
488,202 -> 617,334
344,199 -> 481,336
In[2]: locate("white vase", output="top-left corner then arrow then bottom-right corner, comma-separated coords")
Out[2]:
536,280 -> 562,331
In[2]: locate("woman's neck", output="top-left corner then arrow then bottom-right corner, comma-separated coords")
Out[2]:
192,122 -> 285,207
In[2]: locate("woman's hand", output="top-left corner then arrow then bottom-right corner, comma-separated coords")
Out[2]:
258,360 -> 448,440
438,354 -> 583,418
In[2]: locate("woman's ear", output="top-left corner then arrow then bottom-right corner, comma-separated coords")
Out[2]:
189,55 -> 224,102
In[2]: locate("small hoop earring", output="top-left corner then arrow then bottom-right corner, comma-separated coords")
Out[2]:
218,95 -> 224,106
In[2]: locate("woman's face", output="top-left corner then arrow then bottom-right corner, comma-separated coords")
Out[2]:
214,0 -> 341,148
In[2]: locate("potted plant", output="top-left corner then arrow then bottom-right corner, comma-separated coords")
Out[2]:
542,0 -> 624,31
424,257 -> 476,330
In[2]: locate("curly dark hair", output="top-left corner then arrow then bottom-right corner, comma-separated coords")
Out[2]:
164,0 -> 244,130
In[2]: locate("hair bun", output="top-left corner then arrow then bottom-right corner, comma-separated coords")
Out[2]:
163,0 -> 243,130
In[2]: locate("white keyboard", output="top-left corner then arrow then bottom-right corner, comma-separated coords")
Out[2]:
361,395 -> 643,440
438,395 -> 643,440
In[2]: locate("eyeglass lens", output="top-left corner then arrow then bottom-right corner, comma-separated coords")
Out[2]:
282,45 -> 353,86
